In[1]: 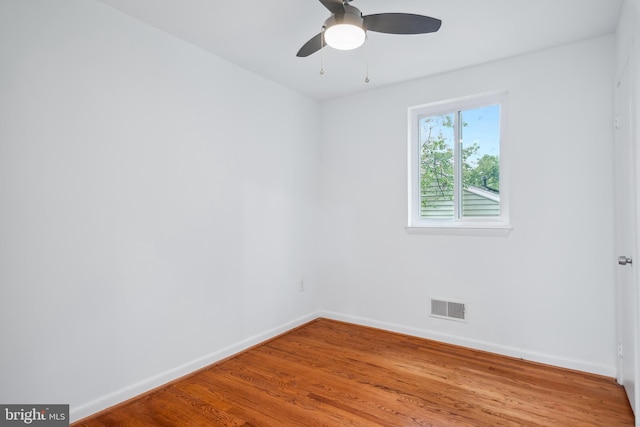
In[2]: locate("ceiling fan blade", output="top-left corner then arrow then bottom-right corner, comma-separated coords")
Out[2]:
319,0 -> 345,15
363,13 -> 442,35
296,33 -> 326,57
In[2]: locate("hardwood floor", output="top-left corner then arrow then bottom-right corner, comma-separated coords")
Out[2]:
74,318 -> 634,426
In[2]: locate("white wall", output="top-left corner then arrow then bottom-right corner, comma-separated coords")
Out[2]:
319,35 -> 618,376
617,0 -> 640,71
0,0 -> 320,421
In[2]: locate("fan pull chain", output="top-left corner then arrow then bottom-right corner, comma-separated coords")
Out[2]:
364,33 -> 370,83
320,29 -> 326,76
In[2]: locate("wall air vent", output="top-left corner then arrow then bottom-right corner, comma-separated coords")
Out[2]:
430,298 -> 467,322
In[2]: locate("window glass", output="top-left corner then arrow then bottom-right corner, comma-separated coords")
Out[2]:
419,113 -> 455,219
460,105 -> 500,217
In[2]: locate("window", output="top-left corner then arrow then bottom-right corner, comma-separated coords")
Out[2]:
408,92 -> 509,232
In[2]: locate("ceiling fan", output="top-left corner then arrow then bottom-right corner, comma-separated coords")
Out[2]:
296,0 -> 442,57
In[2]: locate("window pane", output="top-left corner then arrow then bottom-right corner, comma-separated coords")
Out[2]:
419,113 -> 455,219
460,105 -> 500,217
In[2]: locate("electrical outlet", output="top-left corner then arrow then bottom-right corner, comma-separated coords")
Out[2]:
299,280 -> 305,292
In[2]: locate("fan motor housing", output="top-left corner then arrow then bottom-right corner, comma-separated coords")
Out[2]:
323,4 -> 364,31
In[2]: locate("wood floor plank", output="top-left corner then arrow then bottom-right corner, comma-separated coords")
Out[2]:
73,318 -> 634,426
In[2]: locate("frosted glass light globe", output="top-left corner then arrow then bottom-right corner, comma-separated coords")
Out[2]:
324,24 -> 366,50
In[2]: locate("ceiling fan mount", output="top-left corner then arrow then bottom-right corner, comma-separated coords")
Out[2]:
297,0 -> 442,57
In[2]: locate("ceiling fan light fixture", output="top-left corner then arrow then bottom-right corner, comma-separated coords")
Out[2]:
322,5 -> 366,51
296,0 -> 442,58
324,23 -> 365,50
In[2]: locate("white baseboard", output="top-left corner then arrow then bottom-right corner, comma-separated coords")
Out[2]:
319,311 -> 617,378
70,311 -> 321,423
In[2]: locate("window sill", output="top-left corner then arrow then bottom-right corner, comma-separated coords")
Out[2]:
406,223 -> 512,237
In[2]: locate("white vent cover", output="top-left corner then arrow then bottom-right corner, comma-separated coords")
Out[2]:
430,298 -> 466,322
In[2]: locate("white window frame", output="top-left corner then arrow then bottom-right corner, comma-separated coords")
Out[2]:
407,91 -> 511,235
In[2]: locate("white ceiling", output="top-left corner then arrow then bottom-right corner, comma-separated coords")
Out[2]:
96,0 -> 622,101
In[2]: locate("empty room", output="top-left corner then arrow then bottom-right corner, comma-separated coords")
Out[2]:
1,0 -> 639,425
